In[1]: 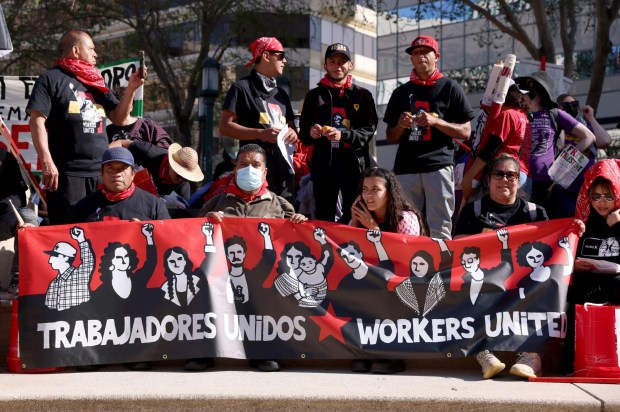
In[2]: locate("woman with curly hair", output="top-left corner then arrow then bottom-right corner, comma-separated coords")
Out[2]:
350,167 -> 427,236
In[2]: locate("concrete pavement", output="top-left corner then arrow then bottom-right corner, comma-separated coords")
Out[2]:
0,361 -> 619,411
1,293 -> 619,411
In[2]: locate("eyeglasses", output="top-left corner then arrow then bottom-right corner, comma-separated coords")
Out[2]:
591,193 -> 615,202
267,50 -> 286,61
491,170 -> 519,181
560,101 -> 580,110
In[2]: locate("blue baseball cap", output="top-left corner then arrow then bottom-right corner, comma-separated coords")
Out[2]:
101,147 -> 135,167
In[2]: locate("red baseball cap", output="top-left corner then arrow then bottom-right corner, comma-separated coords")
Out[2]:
245,37 -> 284,68
405,35 -> 439,55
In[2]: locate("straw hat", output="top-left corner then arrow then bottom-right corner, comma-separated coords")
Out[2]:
168,143 -> 204,182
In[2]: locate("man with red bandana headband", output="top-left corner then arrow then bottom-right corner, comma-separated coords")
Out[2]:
299,43 -> 378,224
219,37 -> 298,206
27,29 -> 145,225
384,35 -> 475,239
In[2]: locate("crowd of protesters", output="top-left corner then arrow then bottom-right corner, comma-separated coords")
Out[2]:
2,29 -> 619,379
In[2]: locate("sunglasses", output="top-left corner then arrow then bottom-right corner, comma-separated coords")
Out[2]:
560,101 -> 580,110
491,170 -> 519,181
591,193 -> 615,202
267,50 -> 286,61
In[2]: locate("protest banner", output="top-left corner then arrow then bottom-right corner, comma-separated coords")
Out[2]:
18,217 -> 578,369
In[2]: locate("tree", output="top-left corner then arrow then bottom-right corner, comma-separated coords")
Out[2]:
1,0 -> 367,149
454,0 -> 619,110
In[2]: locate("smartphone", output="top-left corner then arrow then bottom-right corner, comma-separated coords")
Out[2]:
139,50 -> 145,79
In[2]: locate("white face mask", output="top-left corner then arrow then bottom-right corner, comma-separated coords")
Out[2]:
236,165 -> 263,191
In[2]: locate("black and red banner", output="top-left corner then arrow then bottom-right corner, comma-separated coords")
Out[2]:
18,217 -> 578,369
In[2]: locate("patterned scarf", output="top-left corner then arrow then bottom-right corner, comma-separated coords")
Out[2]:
98,182 -> 136,202
409,68 -> 444,86
56,57 -> 109,93
319,74 -> 353,97
224,177 -> 269,202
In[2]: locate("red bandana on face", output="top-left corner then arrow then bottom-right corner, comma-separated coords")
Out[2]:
409,67 -> 444,86
56,57 -> 109,93
98,182 -> 136,202
319,74 -> 353,97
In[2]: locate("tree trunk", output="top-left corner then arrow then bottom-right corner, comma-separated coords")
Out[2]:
586,0 -> 620,110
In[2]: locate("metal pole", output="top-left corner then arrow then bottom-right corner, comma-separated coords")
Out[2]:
202,95 -> 215,182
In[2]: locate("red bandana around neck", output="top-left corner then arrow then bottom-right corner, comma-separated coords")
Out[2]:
409,68 -> 444,86
319,74 -> 353,97
98,182 -> 136,202
56,57 -> 109,93
224,178 -> 269,202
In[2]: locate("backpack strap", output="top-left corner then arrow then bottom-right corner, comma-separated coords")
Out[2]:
474,199 -> 482,218
526,201 -> 537,221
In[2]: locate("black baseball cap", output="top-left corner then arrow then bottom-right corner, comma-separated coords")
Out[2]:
325,43 -> 351,62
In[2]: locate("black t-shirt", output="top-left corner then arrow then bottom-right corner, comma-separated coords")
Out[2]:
68,187 -> 170,223
26,67 -> 119,176
222,69 -> 294,151
455,196 -> 548,236
578,211 -> 620,265
383,78 -> 475,174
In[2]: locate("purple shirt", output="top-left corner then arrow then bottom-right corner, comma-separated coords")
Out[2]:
529,109 -> 579,182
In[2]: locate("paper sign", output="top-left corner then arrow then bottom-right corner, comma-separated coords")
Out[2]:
548,145 -> 590,189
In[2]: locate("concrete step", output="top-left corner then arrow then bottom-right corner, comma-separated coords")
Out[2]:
1,362 -> 619,411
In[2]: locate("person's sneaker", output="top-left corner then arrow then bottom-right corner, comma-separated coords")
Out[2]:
125,361 -> 152,371
250,359 -> 281,372
350,359 -> 372,373
476,350 -> 505,379
510,352 -> 541,379
184,358 -> 215,372
370,359 -> 406,374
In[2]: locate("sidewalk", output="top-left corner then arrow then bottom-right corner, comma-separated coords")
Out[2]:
1,293 -> 619,411
1,361 -> 619,411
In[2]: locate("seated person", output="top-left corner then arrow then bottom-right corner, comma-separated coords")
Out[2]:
69,147 -> 170,223
455,155 -> 548,379
563,159 -> 620,374
199,143 -> 306,373
106,86 -> 173,148
109,140 -> 204,205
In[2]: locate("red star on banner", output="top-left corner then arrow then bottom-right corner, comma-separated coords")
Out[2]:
308,303 -> 352,344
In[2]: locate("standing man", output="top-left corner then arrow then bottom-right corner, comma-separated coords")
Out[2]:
219,37 -> 298,205
27,29 -> 145,224
384,35 -> 475,239
299,43 -> 378,224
